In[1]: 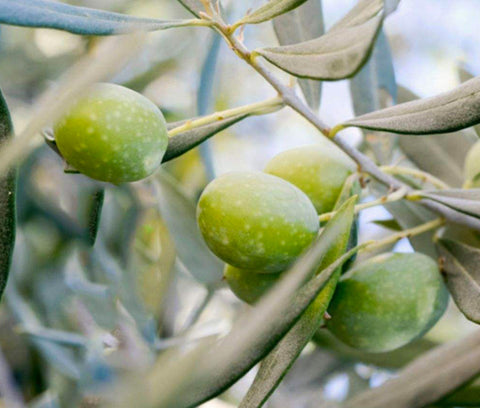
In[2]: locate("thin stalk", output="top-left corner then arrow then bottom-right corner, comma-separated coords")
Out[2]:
381,165 -> 450,190
167,96 -> 284,137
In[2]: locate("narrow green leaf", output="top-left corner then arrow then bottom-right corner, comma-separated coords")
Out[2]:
396,86 -> 476,188
342,76 -> 480,135
177,0 -> 207,17
0,0 -> 200,36
0,87 -> 15,300
436,238 -> 480,323
154,172 -> 224,286
342,329 -> 480,408
372,218 -> 402,231
256,0 -> 383,80
273,0 -> 324,110
239,194 -> 355,408
418,189 -> 480,219
85,187 -> 104,246
236,0 -> 309,26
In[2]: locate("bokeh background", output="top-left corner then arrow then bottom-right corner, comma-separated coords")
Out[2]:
0,1 -> 478,407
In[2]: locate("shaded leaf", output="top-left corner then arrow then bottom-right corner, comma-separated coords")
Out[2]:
239,194 -> 355,408
342,329 -> 480,408
154,172 -> 223,286
436,238 -> 480,323
256,0 -> 383,80
0,0 -> 198,36
85,187 -> 104,246
236,0 -> 309,26
396,86 -> 476,188
372,218 -> 402,231
341,76 -> 480,135
418,189 -> 480,219
273,0 -> 324,109
0,87 -> 14,300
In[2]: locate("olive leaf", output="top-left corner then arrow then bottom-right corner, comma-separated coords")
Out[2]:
372,218 -> 402,231
0,87 -> 15,300
163,115 -> 247,162
458,66 -> 480,138
235,0 -> 309,26
0,0 -> 199,36
342,329 -> 480,408
154,171 -> 224,286
256,0 -> 383,80
177,0 -> 208,17
239,192 -> 356,408
417,189 -> 480,219
273,0 -> 324,110
436,238 -> 480,323
340,75 -> 480,135
85,188 -> 104,247
130,198 -> 357,408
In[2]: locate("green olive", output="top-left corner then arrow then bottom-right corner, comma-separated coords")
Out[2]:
197,171 -> 319,273
54,83 -> 168,183
464,139 -> 480,188
327,252 -> 448,353
265,144 -> 355,214
224,264 -> 280,304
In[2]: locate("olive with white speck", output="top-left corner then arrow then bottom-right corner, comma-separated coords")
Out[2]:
265,145 -> 355,214
54,83 -> 168,183
327,252 -> 449,353
197,171 -> 319,273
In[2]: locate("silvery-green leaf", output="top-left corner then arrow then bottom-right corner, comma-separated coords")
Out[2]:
154,172 -> 224,286
436,238 -> 480,323
458,67 -> 480,138
0,0 -> 198,36
256,0 -> 383,80
397,86 -> 476,187
236,0 -> 309,26
343,329 -> 480,408
0,88 -> 14,301
342,76 -> 480,135
239,193 -> 355,408
418,189 -> 480,218
177,0 -> 208,17
273,0 -> 324,109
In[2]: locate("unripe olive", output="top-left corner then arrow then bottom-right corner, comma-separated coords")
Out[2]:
265,145 -> 355,214
197,171 -> 319,273
327,253 -> 448,353
464,140 -> 480,188
224,264 -> 280,304
54,83 -> 168,183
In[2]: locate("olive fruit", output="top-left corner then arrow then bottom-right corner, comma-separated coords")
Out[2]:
327,252 -> 448,353
54,83 -> 168,183
224,264 -> 280,304
265,145 -> 355,214
464,139 -> 480,188
197,171 -> 319,273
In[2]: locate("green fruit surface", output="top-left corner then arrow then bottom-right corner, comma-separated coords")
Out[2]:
265,145 -> 355,214
465,139 -> 480,187
54,83 -> 168,183
327,252 -> 448,353
224,264 -> 280,304
197,171 -> 319,273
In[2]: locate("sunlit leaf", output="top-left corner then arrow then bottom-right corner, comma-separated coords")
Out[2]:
341,76 -> 480,135
436,238 -> 480,323
236,0 -> 309,26
273,0 -> 324,109
154,171 -> 224,286
0,87 -> 14,300
0,0 -> 200,36
256,0 -> 383,80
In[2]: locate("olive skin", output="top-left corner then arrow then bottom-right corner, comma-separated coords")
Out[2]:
265,145 -> 355,214
465,140 -> 480,187
327,253 -> 448,353
197,171 -> 319,273
224,264 -> 280,304
54,83 -> 168,183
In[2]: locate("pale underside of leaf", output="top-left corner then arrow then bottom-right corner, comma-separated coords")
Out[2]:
436,238 -> 480,323
0,0 -> 194,35
238,0 -> 309,25
257,13 -> 383,80
344,76 -> 480,134
419,189 -> 480,218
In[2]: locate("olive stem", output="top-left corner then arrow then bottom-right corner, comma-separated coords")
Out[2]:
167,96 -> 284,137
318,187 -> 409,223
361,218 -> 445,253
380,165 -> 451,190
